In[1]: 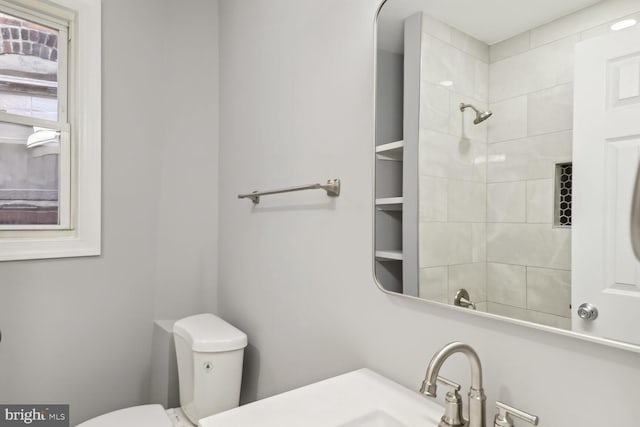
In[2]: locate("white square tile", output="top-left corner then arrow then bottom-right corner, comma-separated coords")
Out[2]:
526,311 -> 571,330
489,31 -> 530,63
487,263 -> 526,307
527,83 -> 573,136
486,223 -> 571,269
420,82 -> 450,134
487,131 -> 572,182
448,180 -> 486,222
420,129 -> 486,182
419,222 -> 472,267
449,263 -> 487,303
421,34 -> 478,99
419,266 -> 448,303
422,13 -> 452,44
579,23 -> 610,41
487,303 -> 571,329
527,267 -> 571,317
421,33 -> 455,84
489,36 -> 577,102
471,222 -> 486,263
530,9 -> 592,47
453,57 -> 480,101
487,302 -> 529,322
451,27 -> 489,62
488,96 -> 527,143
487,181 -> 526,222
474,60 -> 489,103
419,175 -> 448,222
526,179 -> 553,223
475,302 -> 488,312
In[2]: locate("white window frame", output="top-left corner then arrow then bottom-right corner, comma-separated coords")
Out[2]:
0,0 -> 100,261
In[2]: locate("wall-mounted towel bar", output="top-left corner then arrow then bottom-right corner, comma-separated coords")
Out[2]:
238,179 -> 341,204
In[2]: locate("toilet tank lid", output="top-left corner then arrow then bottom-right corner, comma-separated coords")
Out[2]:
173,313 -> 248,352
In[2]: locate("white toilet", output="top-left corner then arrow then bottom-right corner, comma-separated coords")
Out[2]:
78,313 -> 247,427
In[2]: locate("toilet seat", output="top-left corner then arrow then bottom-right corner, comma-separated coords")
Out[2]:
76,404 -> 195,427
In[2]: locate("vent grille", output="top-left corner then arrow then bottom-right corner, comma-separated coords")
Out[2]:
555,163 -> 572,227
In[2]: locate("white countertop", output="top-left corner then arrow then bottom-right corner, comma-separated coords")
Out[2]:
198,368 -> 443,427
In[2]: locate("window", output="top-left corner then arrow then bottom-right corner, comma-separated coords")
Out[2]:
0,8 -> 68,228
0,0 -> 100,261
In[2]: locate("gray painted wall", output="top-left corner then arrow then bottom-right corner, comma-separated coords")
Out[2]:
0,1 -> 219,425
1,1 -> 638,425
218,0 -> 640,425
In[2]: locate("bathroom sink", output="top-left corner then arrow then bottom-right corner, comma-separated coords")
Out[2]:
198,368 -> 443,427
337,410 -> 408,427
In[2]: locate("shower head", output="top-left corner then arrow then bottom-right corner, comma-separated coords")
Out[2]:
459,103 -> 492,125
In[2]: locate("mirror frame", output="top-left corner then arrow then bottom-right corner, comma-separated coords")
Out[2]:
371,0 -> 640,354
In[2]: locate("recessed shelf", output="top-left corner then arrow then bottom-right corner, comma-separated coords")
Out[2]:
375,250 -> 403,261
375,140 -> 404,161
375,197 -> 403,211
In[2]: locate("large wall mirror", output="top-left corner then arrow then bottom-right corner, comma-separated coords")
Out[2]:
374,0 -> 640,349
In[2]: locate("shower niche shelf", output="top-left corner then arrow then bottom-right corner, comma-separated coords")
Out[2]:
375,140 -> 404,161
375,250 -> 403,261
376,197 -> 403,211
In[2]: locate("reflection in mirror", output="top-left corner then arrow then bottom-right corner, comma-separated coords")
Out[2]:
374,0 -> 640,347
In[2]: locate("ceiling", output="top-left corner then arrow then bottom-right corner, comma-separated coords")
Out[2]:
377,0 -> 604,53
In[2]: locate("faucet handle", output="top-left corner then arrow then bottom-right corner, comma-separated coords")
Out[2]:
436,377 -> 466,427
436,376 -> 461,391
494,401 -> 538,427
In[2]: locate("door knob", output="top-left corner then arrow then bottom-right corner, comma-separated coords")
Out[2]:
577,303 -> 598,320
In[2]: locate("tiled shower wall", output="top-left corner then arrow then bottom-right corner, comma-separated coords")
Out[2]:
485,27 -> 574,329
416,14 -> 490,308
418,1 -> 640,329
484,1 -> 640,329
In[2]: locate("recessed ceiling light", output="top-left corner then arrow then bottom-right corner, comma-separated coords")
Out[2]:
439,80 -> 453,87
611,19 -> 637,31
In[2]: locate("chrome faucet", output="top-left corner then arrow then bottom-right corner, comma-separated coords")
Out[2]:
420,342 -> 486,427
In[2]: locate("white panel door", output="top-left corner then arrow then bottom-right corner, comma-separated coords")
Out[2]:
573,24 -> 640,344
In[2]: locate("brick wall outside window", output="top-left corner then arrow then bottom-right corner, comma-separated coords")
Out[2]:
0,13 -> 58,62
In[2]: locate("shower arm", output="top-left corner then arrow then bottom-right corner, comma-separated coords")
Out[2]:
459,103 -> 480,114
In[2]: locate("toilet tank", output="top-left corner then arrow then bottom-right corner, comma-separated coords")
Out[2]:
173,314 -> 247,424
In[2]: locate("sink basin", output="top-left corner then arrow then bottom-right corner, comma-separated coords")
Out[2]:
337,410 -> 408,427
198,368 -> 443,427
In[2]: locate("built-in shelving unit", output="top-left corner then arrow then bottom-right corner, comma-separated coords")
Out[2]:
375,250 -> 403,261
375,140 -> 404,161
374,16 -> 420,296
375,197 -> 403,211
375,137 -> 404,293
